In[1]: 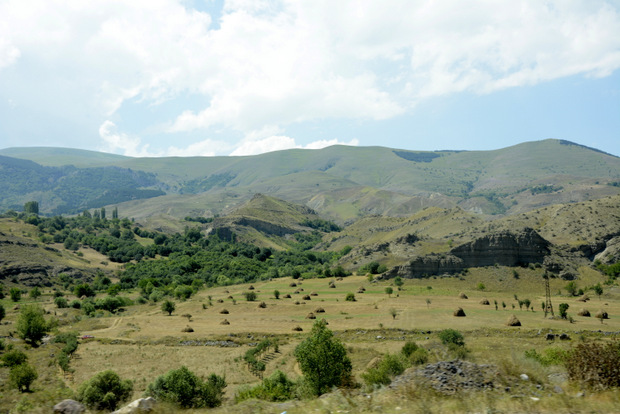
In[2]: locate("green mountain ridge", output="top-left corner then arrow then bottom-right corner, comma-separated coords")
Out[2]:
1,139 -> 619,220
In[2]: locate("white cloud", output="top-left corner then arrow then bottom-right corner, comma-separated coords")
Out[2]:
230,134 -> 359,156
1,0 -> 620,152
98,120 -> 156,157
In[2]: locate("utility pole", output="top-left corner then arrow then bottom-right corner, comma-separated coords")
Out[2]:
544,273 -> 554,317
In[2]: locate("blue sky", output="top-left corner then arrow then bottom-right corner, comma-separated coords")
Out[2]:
1,0 -> 619,157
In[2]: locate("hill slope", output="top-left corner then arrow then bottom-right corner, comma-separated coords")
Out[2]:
1,139 -> 619,220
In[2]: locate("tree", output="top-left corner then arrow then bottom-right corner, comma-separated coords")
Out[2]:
100,207 -> 106,219
244,291 -> 257,301
593,283 -> 603,300
74,284 -> 95,298
112,207 -> 119,219
345,293 -> 356,302
10,287 -> 21,302
16,304 -> 48,346
77,370 -> 133,411
565,281 -> 578,296
385,287 -> 393,297
29,287 -> 41,301
523,298 -> 531,311
389,308 -> 397,320
394,276 -> 404,289
559,303 -> 570,319
10,364 -> 38,392
273,290 -> 280,299
425,298 -> 431,309
145,366 -> 226,408
24,201 -> 39,215
0,303 -> 5,323
294,320 -> 352,396
162,300 -> 176,316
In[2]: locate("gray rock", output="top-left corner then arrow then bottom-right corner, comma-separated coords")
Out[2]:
53,399 -> 85,414
112,397 -> 157,414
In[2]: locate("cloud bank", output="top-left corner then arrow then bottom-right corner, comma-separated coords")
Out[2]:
1,0 -> 619,156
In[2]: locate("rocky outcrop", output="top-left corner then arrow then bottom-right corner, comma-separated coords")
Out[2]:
53,399 -> 85,414
450,228 -> 550,267
390,228 -> 550,278
112,397 -> 157,414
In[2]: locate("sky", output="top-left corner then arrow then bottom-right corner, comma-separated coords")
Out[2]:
0,0 -> 619,158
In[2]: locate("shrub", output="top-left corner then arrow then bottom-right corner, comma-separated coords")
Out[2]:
295,320 -> 352,396
77,370 -> 133,411
16,304 -> 48,346
0,303 -> 5,323
145,366 -> 226,408
2,349 -> 28,367
236,370 -> 296,402
438,329 -> 465,347
565,342 -> 620,389
524,347 -> 568,366
244,291 -> 257,301
559,303 -> 570,319
10,287 -> 21,302
401,341 -> 419,358
409,348 -> 429,365
361,353 -> 405,387
345,293 -> 356,302
162,300 -> 176,316
70,300 -> 82,309
55,297 -> 69,308
9,364 -> 37,392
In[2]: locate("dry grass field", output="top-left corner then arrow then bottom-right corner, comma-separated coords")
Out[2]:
2,268 -> 620,413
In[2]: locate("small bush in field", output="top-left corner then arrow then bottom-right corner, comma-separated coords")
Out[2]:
345,293 -> 356,302
438,329 -> 465,347
145,366 -> 226,408
10,364 -> 37,392
565,341 -> 620,389
235,370 -> 296,402
361,353 -> 405,386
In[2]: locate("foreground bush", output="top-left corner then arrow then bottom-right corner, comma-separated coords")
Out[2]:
295,320 -> 352,396
9,363 -> 38,392
145,366 -> 226,408
236,370 -> 296,402
565,341 -> 620,389
77,370 -> 133,411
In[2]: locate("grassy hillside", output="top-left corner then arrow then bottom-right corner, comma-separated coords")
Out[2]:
1,139 -> 619,220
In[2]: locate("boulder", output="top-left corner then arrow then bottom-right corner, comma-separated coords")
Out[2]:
112,397 -> 157,414
53,399 -> 85,414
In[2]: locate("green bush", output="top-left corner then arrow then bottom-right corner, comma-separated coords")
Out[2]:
295,320 -> 352,396
244,291 -> 257,302
77,370 -> 133,411
438,329 -> 465,347
16,304 -> 49,346
401,341 -> 419,358
345,293 -> 356,302
9,364 -> 38,392
145,366 -> 226,408
362,353 -> 406,387
55,297 -> 69,308
409,348 -> 429,365
565,342 -> 620,389
524,347 -> 568,366
1,349 -> 28,367
236,370 -> 296,402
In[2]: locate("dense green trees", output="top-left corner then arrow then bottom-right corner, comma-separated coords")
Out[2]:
294,320 -> 352,396
10,364 -> 38,392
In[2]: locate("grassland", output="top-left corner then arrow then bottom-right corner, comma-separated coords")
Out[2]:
1,269 -> 618,413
